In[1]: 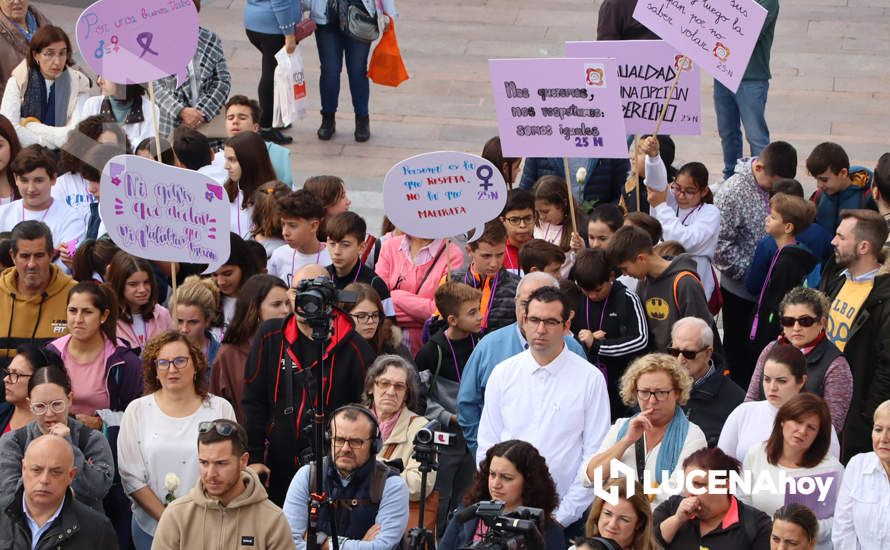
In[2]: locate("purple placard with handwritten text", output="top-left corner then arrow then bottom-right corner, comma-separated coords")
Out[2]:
76,0 -> 199,85
100,155 -> 230,273
489,58 -> 628,158
565,41 -> 701,135
632,0 -> 767,92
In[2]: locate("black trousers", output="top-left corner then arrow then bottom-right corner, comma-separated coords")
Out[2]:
722,286 -> 756,388
246,29 -> 285,128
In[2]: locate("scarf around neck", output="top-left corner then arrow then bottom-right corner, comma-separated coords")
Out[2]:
21,65 -> 70,126
616,405 -> 690,482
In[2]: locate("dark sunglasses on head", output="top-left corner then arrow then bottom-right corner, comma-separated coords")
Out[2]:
667,347 -> 707,360
199,420 -> 238,437
780,315 -> 818,328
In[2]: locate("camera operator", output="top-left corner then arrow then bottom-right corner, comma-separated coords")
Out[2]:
242,264 -> 377,505
439,440 -> 565,550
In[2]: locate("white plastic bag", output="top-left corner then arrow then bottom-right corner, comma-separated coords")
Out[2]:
273,45 -> 308,127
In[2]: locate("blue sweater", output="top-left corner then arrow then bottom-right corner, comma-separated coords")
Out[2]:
244,0 -> 297,35
456,323 -> 586,454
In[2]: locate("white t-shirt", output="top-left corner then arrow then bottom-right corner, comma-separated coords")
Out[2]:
51,173 -> 95,217
229,190 -> 254,240
117,394 -> 235,535
268,243 -> 332,286
0,198 -> 85,244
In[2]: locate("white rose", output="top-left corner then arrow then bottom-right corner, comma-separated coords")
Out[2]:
164,473 -> 180,493
575,167 -> 587,183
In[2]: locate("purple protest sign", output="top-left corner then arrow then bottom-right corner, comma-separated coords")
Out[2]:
632,0 -> 767,92
76,0 -> 199,85
489,58 -> 628,158
565,41 -> 701,135
100,155 -> 230,273
383,152 -> 507,241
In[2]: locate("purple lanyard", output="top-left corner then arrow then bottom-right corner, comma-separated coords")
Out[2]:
749,244 -> 791,341
444,334 -> 477,383
676,203 -> 703,226
585,291 -> 610,332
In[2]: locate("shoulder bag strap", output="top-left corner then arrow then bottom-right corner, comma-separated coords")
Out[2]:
415,242 -> 447,294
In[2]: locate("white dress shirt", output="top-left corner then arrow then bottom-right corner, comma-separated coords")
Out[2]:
832,451 -> 890,549
477,344 -> 610,526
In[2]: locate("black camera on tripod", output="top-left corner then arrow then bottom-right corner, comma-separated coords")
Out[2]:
457,501 -> 545,550
295,277 -> 357,338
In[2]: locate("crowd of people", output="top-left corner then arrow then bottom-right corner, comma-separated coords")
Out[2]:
0,0 -> 887,549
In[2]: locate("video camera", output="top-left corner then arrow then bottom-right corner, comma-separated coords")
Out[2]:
457,501 -> 545,550
294,277 -> 356,339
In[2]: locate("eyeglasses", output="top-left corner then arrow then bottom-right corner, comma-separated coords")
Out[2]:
38,50 -> 67,60
504,215 -> 534,227
351,312 -> 381,324
2,369 -> 32,384
526,316 -> 563,328
375,379 -> 408,393
670,183 -> 700,197
30,399 -> 66,415
667,347 -> 708,360
155,356 -> 190,370
780,315 -> 818,328
331,436 -> 371,449
636,389 -> 674,402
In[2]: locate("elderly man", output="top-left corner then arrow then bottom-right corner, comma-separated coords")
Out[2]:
242,264 -> 376,505
0,434 -> 117,549
283,405 -> 409,550
153,419 -> 295,549
670,317 -> 745,447
0,220 -> 75,367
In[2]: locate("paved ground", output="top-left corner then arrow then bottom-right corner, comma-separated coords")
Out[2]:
38,0 -> 890,231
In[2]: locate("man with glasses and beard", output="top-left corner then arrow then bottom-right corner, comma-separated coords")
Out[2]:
153,419 -> 294,549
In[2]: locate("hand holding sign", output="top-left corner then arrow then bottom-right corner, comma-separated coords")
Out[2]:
76,0 -> 200,85
100,155 -> 230,273
383,152 -> 507,241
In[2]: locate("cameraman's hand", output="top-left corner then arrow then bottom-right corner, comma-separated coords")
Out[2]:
247,463 -> 271,486
362,524 -> 381,541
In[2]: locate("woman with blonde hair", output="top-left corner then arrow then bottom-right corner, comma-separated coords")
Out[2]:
585,477 -> 658,550
580,353 -> 707,507
169,275 -> 222,368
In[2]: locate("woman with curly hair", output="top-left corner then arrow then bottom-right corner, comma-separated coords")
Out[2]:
585,477 -> 658,550
439,439 -> 564,550
117,331 -> 235,550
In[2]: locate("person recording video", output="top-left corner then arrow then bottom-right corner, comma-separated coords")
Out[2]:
242,264 -> 376,505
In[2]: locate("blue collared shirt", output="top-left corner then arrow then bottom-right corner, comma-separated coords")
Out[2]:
23,494 -> 64,550
841,267 -> 880,282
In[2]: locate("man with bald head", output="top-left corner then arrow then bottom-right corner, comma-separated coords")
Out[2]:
242,264 -> 376,505
0,435 -> 117,549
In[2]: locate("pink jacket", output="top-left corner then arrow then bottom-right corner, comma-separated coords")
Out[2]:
376,236 -> 464,354
116,304 -> 173,350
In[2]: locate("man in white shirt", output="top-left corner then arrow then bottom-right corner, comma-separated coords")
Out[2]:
477,286 -> 610,531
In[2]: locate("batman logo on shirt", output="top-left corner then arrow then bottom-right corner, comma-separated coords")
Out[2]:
646,297 -> 670,320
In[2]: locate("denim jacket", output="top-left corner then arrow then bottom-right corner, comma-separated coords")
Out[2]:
302,0 -> 397,25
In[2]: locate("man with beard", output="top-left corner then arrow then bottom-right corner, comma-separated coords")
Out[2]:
820,209 -> 890,460
153,419 -> 294,549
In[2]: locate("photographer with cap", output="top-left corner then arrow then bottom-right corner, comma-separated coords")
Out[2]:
242,264 -> 377,505
283,404 -> 409,550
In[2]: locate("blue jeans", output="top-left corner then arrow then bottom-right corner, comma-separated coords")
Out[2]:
315,23 -> 372,116
713,79 -> 770,179
131,517 -> 154,550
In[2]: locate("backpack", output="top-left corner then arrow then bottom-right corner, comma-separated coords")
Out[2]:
329,0 -> 380,43
672,269 -> 722,316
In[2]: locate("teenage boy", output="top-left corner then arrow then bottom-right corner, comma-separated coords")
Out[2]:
172,128 -> 227,184
744,193 -> 818,371
715,140 -> 797,388
518,238 -> 565,279
607,225 -> 721,359
499,188 -> 536,276
267,190 -> 330,286
210,95 -> 293,186
447,219 -> 520,333
324,211 -> 393,317
0,146 -> 84,262
807,141 -> 877,234
415,282 -> 483,535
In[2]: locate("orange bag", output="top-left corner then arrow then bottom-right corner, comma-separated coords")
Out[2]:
368,21 -> 409,87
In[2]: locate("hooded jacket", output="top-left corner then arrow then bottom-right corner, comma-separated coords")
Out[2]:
152,468 -> 295,550
0,265 -> 75,368
241,309 -> 376,504
813,166 -> 877,234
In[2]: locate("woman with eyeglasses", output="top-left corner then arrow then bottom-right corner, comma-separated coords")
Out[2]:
362,355 -> 435,508
580,354 -> 707,508
744,287 -> 852,433
0,364 -> 114,511
210,274 -> 291,422
118,331 -> 235,550
0,343 -> 56,433
339,282 -> 413,361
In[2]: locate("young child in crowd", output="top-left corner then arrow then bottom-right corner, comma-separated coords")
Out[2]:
587,203 -> 625,251
224,131 -> 277,240
532,175 -> 586,276
250,181 -> 290,259
267,190 -> 330,286
214,233 -> 262,331
807,141 -> 877,234
499,188 -> 536,275
517,238 -> 564,279
568,248 -> 648,420
107,250 -> 173,353
745,193 -> 818,361
415,281 -> 483,534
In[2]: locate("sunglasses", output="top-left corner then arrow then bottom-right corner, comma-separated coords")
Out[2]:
666,347 -> 707,360
780,315 -> 818,328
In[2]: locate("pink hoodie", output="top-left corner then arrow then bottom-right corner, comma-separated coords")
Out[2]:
116,304 -> 173,350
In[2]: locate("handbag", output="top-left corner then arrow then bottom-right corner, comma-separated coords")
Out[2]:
294,18 -> 317,43
331,0 -> 380,43
368,20 -> 409,87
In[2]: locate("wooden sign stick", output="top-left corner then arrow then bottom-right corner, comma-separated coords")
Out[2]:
563,157 -> 579,235
653,56 -> 691,137
147,80 -> 179,296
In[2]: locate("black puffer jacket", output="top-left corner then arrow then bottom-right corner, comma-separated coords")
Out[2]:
449,267 -> 519,333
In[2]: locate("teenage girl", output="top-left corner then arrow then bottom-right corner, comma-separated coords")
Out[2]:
107,251 -> 173,353
304,174 -> 351,241
224,131 -> 277,240
0,115 -> 22,205
481,136 -> 520,189
250,181 -> 290,258
213,233 -> 261,334
170,275 -> 222,369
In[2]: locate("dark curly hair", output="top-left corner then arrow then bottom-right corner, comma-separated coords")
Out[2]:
463,440 -> 559,526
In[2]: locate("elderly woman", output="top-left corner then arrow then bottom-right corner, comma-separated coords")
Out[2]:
0,0 -> 51,97
581,353 -> 707,507
745,287 -> 852,433
741,393 -> 844,550
584,477 -> 658,550
363,354 -> 436,509
0,25 -> 92,148
832,399 -> 890,548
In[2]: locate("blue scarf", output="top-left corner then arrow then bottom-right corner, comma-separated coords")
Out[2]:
20,66 -> 70,127
616,405 -> 690,482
